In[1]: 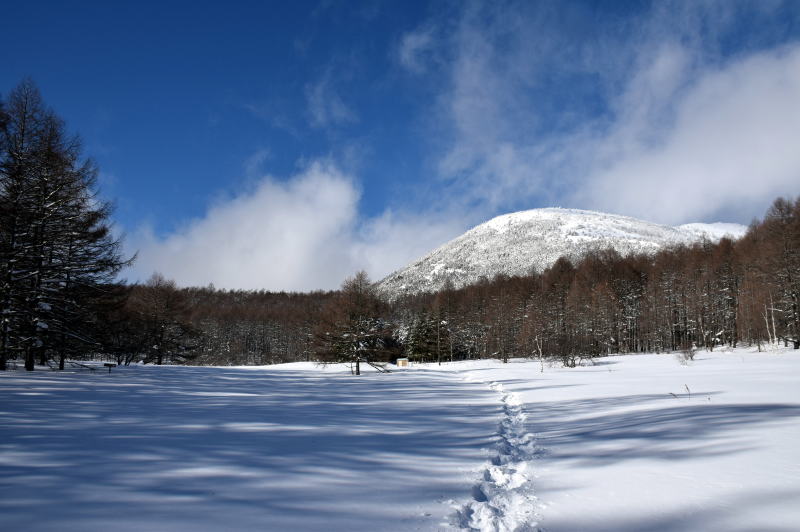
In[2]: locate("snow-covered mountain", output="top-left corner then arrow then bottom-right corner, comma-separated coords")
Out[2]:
377,208 -> 747,298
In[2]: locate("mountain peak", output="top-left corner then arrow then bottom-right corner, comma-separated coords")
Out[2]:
377,208 -> 747,298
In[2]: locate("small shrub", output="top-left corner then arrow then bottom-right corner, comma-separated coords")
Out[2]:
675,347 -> 696,366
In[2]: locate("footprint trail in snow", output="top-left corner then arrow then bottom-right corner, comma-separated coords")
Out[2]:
451,376 -> 541,532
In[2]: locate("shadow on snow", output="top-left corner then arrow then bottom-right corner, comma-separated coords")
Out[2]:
0,366 -> 497,531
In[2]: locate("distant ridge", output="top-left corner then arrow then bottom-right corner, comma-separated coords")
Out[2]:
377,208 -> 747,298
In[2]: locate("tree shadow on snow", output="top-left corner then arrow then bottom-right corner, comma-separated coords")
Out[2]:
0,366 -> 498,531
526,392 -> 800,466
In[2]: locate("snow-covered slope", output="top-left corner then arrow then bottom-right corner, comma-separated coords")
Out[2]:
677,222 -> 748,241
378,208 -> 747,298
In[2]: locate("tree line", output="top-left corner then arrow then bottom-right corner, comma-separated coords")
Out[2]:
111,195 -> 798,370
2,80 -> 798,371
390,197 -> 799,368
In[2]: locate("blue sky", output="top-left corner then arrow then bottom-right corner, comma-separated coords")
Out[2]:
2,1 -> 800,290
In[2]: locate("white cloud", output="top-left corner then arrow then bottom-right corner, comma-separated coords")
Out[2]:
579,45 -> 800,223
129,162 -> 359,291
427,1 -> 800,224
352,209 -> 466,280
128,161 -> 465,290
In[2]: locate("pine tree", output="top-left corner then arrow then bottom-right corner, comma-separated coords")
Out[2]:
0,79 -> 129,370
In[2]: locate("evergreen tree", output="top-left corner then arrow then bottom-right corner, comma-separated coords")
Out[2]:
0,80 -> 129,370
405,312 -> 436,363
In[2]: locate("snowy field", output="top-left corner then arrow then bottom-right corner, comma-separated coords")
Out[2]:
1,347 -> 799,531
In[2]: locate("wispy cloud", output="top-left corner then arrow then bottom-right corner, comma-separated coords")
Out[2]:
243,148 -> 271,178
305,66 -> 358,129
398,26 -> 436,74
420,0 -> 800,224
578,45 -> 800,223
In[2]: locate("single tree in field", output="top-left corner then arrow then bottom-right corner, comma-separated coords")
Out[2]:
315,271 -> 393,375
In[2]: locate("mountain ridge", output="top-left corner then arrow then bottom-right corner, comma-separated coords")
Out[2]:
376,208 -> 747,298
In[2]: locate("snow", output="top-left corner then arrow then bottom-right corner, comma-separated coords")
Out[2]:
442,347 -> 800,531
2,347 -> 799,531
677,222 -> 749,241
0,362 -> 498,531
452,378 -> 539,530
377,208 -> 749,298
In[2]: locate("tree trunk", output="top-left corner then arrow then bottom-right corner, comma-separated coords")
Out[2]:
59,336 -> 66,370
437,321 -> 441,366
0,329 -> 6,370
1,300 -> 9,371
